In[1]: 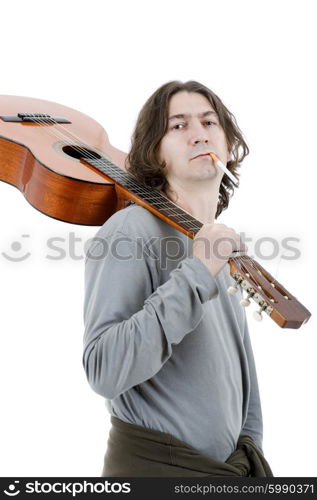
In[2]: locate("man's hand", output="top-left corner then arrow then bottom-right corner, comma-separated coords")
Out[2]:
193,223 -> 248,278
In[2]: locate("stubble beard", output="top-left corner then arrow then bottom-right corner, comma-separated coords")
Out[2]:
191,163 -> 218,181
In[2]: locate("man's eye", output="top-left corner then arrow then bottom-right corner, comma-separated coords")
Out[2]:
172,121 -> 217,130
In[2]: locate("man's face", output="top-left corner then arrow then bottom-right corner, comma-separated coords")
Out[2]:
158,91 -> 231,187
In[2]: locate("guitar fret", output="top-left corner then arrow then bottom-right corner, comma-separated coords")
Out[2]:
156,204 -> 178,212
159,208 -> 189,219
87,157 -> 202,234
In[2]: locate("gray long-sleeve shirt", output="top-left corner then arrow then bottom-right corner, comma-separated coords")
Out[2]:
83,203 -> 264,461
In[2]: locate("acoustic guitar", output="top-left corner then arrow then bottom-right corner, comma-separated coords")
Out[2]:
0,95 -> 311,329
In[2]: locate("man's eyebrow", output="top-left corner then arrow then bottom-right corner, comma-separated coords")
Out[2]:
168,111 -> 218,122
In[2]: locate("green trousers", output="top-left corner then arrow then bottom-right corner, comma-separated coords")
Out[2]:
101,416 -> 274,477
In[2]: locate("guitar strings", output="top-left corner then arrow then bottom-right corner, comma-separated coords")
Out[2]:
23,115 -> 205,227
26,116 -> 258,251
228,254 -> 273,306
24,116 -> 114,164
232,251 -> 290,303
23,116 -> 197,217
244,250 -> 289,294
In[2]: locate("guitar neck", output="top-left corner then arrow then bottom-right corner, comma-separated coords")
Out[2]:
81,155 -> 203,239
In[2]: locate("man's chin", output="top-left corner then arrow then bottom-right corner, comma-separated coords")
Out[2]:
192,168 -> 218,181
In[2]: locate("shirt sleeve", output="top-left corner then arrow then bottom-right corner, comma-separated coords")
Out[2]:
241,316 -> 264,455
82,231 -> 219,400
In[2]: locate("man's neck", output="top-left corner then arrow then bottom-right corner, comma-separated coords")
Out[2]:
165,183 -> 219,224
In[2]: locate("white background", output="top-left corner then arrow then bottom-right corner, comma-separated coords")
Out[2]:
0,0 -> 316,477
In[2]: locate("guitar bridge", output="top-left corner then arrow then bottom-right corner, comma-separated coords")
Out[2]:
0,113 -> 71,123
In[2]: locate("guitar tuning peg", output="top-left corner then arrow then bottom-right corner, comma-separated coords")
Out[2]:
253,310 -> 263,321
227,284 -> 239,294
253,304 -> 267,322
240,292 -> 253,307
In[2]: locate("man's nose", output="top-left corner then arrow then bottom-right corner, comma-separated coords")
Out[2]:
194,137 -> 208,144
190,122 -> 209,144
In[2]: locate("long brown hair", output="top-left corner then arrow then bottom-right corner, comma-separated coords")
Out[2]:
125,80 -> 249,219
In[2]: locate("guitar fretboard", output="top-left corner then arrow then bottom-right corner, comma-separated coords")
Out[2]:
85,156 -> 204,234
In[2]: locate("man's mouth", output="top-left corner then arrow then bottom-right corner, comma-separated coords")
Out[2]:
192,153 -> 211,160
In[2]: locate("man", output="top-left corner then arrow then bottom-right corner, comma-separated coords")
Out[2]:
83,80 -> 273,477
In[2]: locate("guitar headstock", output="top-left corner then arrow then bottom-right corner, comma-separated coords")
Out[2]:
228,254 -> 311,329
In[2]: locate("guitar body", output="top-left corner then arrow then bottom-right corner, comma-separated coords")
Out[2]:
0,95 -> 128,225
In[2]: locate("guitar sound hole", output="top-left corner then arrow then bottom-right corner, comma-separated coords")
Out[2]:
62,145 -> 102,161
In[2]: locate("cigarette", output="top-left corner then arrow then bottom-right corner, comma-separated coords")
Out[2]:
209,152 -> 239,186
